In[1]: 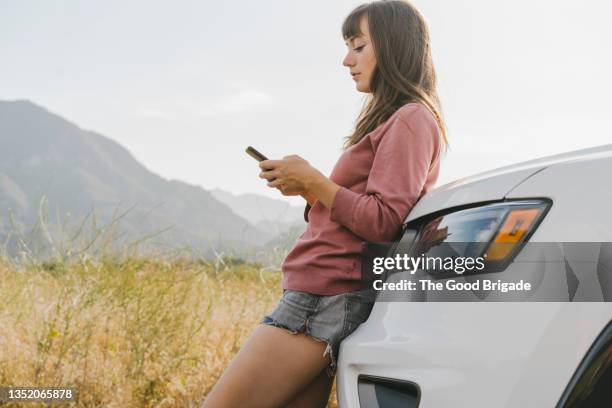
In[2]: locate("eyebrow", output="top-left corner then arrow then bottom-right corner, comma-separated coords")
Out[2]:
344,35 -> 363,45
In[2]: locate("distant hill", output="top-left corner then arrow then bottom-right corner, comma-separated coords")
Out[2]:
211,188 -> 305,236
0,100 -> 273,259
211,189 -> 307,265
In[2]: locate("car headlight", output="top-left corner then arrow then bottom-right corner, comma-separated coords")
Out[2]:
407,199 -> 551,276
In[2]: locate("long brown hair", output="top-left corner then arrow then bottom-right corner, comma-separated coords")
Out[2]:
342,0 -> 448,149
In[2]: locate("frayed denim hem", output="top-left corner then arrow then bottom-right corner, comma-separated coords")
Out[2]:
306,333 -> 337,378
260,316 -> 337,378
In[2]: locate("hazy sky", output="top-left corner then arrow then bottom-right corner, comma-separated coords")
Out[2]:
2,0 -> 611,206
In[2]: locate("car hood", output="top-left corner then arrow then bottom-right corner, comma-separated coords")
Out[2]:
405,144 -> 612,222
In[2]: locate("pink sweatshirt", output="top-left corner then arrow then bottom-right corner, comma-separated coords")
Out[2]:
281,103 -> 442,295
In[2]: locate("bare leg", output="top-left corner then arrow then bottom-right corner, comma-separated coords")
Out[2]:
286,369 -> 334,408
201,324 -> 332,408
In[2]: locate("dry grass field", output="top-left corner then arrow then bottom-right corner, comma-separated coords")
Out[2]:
0,257 -> 339,407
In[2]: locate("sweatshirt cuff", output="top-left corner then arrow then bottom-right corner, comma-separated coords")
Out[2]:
330,186 -> 360,228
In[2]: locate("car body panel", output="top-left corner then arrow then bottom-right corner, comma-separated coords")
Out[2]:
505,154 -> 612,241
337,303 -> 612,407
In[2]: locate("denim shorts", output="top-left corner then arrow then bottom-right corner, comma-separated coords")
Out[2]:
260,288 -> 377,377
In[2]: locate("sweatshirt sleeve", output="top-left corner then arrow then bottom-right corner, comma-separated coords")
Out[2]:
329,107 -> 439,242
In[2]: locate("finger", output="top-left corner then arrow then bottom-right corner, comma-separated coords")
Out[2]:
259,159 -> 283,170
267,179 -> 284,188
259,170 -> 279,180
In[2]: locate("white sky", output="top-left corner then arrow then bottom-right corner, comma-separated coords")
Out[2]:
2,0 -> 611,206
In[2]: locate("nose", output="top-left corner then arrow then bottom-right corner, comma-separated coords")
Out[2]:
343,50 -> 354,68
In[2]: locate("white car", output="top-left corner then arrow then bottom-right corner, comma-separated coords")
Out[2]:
337,144 -> 612,408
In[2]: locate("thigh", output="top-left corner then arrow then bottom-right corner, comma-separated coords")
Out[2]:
201,324 -> 332,408
285,369 -> 334,408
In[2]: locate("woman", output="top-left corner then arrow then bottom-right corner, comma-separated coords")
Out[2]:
203,1 -> 447,406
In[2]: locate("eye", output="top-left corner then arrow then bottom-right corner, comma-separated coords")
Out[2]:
354,45 -> 365,52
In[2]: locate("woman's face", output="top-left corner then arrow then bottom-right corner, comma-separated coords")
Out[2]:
343,17 -> 377,93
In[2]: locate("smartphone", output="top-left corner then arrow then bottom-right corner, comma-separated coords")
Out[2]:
245,146 -> 268,162
247,146 -> 276,182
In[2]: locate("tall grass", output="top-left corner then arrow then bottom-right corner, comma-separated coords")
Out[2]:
1,257 -> 339,407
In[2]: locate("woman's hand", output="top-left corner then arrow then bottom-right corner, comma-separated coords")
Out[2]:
258,155 -> 341,208
258,155 -> 322,196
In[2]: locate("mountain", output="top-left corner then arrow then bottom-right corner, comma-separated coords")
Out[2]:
0,100 -> 273,259
211,188 -> 305,236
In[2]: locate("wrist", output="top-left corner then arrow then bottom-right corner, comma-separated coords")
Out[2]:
300,191 -> 317,206
305,168 -> 326,193
306,171 -> 340,209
